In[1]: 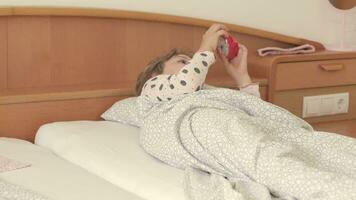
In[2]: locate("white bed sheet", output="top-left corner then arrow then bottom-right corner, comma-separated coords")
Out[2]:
0,137 -> 144,200
35,121 -> 185,200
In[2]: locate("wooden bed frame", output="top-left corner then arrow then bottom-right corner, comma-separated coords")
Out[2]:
0,7 -> 325,141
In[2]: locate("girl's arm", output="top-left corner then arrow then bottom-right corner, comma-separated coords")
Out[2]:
141,51 -> 215,102
141,24 -> 228,102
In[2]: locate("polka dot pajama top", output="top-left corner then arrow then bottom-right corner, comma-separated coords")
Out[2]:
140,51 -> 260,102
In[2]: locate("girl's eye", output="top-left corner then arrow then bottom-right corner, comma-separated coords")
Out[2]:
179,60 -> 188,64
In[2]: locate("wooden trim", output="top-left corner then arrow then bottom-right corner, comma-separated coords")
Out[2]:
0,88 -> 133,105
0,7 -> 324,50
0,78 -> 268,105
0,7 -> 12,16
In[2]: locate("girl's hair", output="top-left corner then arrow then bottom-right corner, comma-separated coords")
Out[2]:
135,48 -> 192,96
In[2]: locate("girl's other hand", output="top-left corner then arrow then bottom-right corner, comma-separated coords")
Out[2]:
219,44 -> 252,87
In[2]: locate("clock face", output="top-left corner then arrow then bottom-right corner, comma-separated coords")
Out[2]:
218,37 -> 229,56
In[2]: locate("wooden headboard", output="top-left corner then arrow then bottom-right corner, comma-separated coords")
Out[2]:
0,7 -> 325,141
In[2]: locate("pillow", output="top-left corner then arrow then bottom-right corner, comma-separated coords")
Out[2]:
34,121 -> 184,200
101,97 -> 141,127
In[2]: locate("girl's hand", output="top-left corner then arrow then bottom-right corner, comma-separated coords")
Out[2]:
219,44 -> 252,87
199,24 -> 229,53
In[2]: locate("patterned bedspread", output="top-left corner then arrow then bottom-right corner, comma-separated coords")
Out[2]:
0,179 -> 50,200
138,88 -> 356,200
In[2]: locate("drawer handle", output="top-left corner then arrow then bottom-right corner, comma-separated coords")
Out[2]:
319,64 -> 344,71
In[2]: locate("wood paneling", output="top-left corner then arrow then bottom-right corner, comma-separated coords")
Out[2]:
0,96 -> 126,141
7,17 -> 51,89
0,18 -> 7,90
7,17 -> 128,88
51,17 -> 128,86
1,9 -> 318,94
124,20 -> 171,83
5,16 -> 249,90
312,119 -> 356,138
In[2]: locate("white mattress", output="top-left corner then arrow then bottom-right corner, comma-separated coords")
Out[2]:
35,121 -> 185,200
0,137 -> 144,200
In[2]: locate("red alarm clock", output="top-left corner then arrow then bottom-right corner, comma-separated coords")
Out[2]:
218,35 -> 239,61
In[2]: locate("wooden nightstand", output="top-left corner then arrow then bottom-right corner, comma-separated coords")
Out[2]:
249,51 -> 356,138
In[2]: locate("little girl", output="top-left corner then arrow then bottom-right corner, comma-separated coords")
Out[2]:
135,24 -> 260,100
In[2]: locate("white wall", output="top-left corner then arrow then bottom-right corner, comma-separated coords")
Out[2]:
0,0 -> 355,50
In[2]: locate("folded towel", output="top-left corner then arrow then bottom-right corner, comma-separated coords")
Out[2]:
0,155 -> 31,173
257,44 -> 315,57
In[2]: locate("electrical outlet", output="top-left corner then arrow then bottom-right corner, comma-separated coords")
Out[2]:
303,93 -> 349,118
334,93 -> 349,114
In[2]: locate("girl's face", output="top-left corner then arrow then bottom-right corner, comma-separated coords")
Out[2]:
163,54 -> 191,75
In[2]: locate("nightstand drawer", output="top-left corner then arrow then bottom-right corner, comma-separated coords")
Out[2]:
275,59 -> 356,91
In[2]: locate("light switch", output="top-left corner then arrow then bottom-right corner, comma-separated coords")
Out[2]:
303,96 -> 321,118
320,97 -> 334,114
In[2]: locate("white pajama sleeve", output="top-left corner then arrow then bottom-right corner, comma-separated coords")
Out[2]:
204,83 -> 261,98
140,51 -> 215,102
239,83 -> 261,98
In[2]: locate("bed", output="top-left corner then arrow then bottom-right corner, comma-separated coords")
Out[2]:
0,6 -> 332,200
